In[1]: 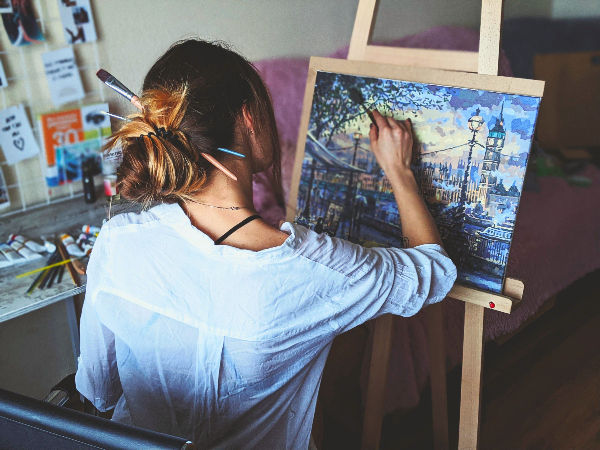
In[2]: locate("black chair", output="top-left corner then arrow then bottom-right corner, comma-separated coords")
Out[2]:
0,385 -> 194,449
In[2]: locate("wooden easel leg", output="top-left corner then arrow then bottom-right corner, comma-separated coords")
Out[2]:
458,303 -> 485,450
361,314 -> 394,450
425,303 -> 449,450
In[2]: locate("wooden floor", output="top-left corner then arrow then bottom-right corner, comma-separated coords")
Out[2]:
320,269 -> 600,449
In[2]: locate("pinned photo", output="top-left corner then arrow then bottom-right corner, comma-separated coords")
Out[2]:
0,166 -> 9,210
0,59 -> 7,88
1,0 -> 44,46
55,140 -> 102,184
38,103 -> 111,187
0,0 -> 13,14
58,0 -> 97,44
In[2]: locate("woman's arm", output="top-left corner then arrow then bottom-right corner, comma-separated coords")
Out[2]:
369,110 -> 442,247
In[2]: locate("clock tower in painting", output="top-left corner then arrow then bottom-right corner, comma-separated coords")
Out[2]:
479,102 -> 505,205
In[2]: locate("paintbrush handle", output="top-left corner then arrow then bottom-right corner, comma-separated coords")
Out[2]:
200,152 -> 238,181
131,95 -> 143,111
26,251 -> 60,294
57,240 -> 81,287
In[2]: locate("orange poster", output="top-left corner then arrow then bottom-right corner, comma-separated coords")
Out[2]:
38,103 -> 111,187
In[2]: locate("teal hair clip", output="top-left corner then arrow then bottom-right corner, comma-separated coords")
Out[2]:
217,147 -> 245,158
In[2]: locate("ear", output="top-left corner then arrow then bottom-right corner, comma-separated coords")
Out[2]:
241,104 -> 254,134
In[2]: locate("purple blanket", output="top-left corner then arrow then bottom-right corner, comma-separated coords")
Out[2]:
252,26 -> 600,412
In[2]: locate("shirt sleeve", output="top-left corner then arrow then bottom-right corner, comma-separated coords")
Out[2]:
297,230 -> 457,335
75,297 -> 123,412
74,226 -> 122,411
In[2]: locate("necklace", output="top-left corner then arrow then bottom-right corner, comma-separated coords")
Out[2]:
185,197 -> 247,210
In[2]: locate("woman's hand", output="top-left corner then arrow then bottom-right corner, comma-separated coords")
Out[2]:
369,110 -> 414,181
368,109 -> 443,246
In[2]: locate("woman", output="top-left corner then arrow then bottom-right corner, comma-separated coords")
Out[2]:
75,39 -> 456,448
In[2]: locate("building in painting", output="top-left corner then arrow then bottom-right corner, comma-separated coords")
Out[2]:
467,222 -> 512,267
479,102 -> 506,206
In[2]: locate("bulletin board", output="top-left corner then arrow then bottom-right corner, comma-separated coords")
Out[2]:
0,0 -> 107,218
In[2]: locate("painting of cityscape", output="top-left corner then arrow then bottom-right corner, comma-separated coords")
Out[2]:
294,69 -> 541,293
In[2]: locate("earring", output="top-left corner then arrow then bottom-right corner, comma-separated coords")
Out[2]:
250,129 -> 254,135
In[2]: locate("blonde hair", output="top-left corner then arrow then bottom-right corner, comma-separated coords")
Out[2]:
106,86 -> 209,207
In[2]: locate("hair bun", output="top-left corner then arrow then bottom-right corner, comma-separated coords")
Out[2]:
104,86 -> 209,206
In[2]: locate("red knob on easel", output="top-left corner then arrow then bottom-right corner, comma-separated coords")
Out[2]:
489,301 -> 495,309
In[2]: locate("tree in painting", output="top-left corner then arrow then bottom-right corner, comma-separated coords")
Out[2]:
310,72 -> 450,148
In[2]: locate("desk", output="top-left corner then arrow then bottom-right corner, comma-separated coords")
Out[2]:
0,196 -> 103,324
0,195 -> 139,323
0,261 -> 85,324
0,196 -> 137,399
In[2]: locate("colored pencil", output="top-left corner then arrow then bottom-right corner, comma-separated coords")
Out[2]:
217,147 -> 245,158
201,152 -> 238,181
16,256 -> 80,279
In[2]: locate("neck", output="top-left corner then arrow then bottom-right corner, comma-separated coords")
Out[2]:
186,157 -> 255,211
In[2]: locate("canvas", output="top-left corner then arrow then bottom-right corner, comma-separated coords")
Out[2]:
291,58 -> 544,294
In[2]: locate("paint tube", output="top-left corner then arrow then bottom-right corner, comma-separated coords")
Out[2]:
42,239 -> 56,253
60,234 -> 85,257
9,241 -> 42,260
7,234 -> 47,253
76,233 -> 96,248
80,242 -> 94,254
0,243 -> 24,262
81,225 -> 101,235
102,147 -> 121,198
0,251 -> 11,268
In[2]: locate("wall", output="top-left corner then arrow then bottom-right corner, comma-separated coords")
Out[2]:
0,0 -> 597,216
94,0 -> 557,101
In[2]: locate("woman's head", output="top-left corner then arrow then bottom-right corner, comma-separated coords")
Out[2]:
106,39 -> 281,206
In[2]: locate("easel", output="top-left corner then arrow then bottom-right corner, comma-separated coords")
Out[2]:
347,1 -> 526,448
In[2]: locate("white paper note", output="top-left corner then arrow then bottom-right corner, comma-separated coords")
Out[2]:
0,0 -> 12,14
58,0 -> 97,44
42,46 -> 85,106
0,104 -> 40,164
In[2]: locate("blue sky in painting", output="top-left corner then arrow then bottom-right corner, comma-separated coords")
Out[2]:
334,80 -> 541,191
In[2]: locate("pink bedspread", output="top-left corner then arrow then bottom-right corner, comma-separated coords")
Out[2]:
252,26 -> 600,412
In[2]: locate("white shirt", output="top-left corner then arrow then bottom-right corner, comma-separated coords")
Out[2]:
75,202 -> 456,449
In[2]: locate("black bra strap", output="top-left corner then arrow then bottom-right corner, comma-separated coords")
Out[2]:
214,214 -> 261,245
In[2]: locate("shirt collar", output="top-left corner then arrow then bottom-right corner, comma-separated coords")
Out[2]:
149,202 -> 300,259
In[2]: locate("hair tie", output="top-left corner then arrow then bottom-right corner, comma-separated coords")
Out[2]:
136,127 -> 175,141
155,127 -> 174,140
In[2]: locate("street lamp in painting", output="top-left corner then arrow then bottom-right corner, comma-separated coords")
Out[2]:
459,108 -> 484,208
345,131 -> 362,239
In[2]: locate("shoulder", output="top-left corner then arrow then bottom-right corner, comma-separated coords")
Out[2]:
281,222 -> 376,281
96,203 -> 182,247
87,204 -> 175,282
101,204 -> 168,232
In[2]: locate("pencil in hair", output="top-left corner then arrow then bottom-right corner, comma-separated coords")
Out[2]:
201,152 -> 238,181
217,147 -> 245,158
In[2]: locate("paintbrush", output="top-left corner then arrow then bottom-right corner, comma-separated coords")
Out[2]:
26,250 -> 59,294
96,69 -> 239,181
348,88 -> 377,129
96,69 -> 143,111
96,69 -> 238,181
